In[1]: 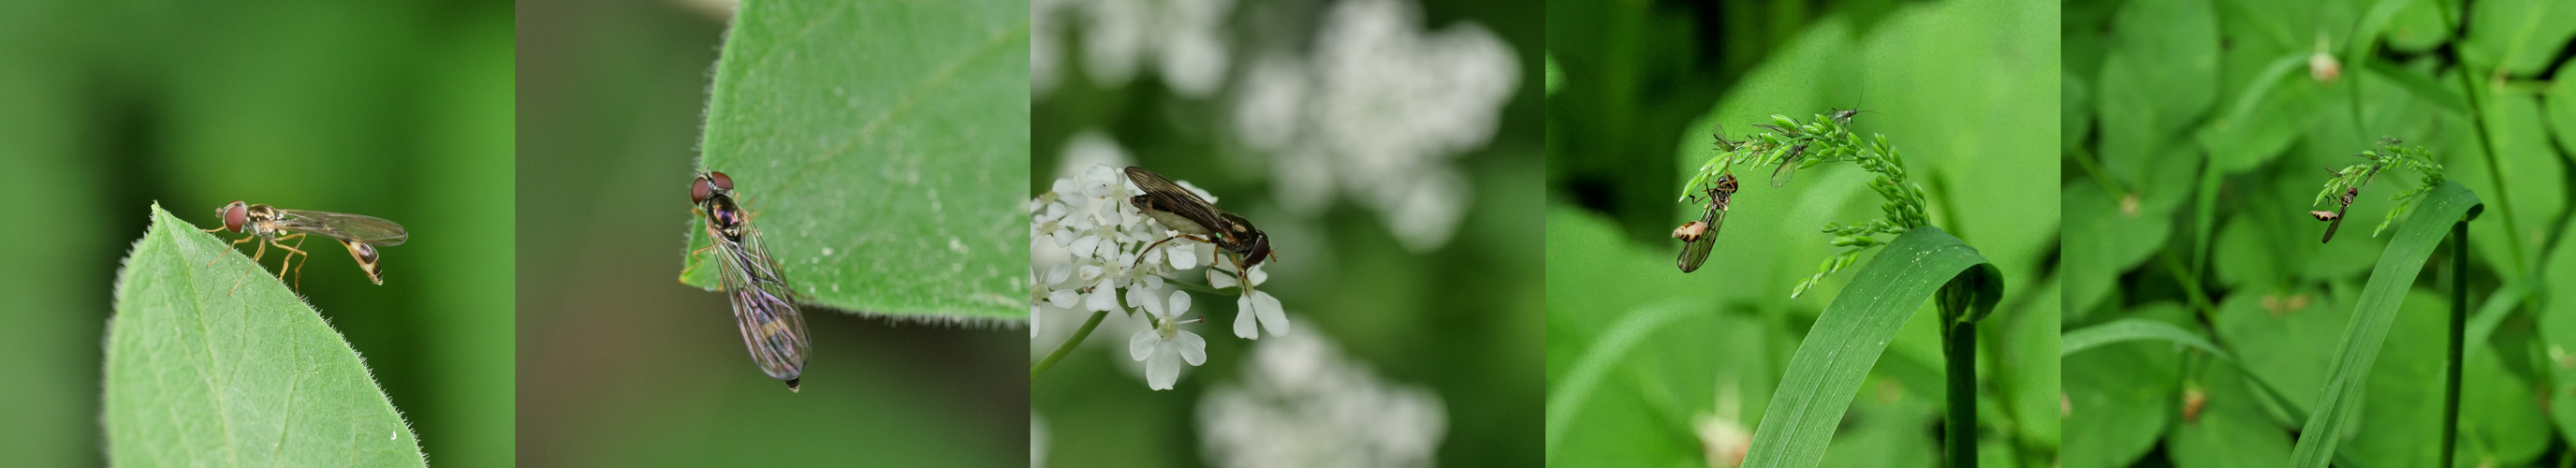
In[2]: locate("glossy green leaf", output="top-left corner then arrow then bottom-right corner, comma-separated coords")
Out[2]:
679,0 -> 1030,319
1542,300 -> 1699,460
104,204 -> 424,466
2164,365 -> 2291,468
2459,0 -> 2576,76
2287,181 -> 2481,468
1739,227 -> 2001,468
2063,305 -> 2186,468
2357,60 -> 2468,116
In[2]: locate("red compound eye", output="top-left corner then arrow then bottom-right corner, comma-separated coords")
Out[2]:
221,201 -> 247,232
709,170 -> 733,191
691,176 -> 714,203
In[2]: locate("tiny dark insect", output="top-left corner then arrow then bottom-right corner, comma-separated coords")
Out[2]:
689,170 -> 811,392
205,201 -> 408,295
1126,167 -> 1276,286
2316,187 -> 2358,243
1676,173 -> 1739,273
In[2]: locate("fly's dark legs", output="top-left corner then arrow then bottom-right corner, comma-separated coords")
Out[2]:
228,233 -> 310,296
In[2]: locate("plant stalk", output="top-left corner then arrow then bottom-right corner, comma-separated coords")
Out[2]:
1032,310 -> 1109,378
1944,317 -> 1975,467
2440,221 -> 2466,465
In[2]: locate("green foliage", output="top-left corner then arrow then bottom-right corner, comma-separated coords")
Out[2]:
1549,0 -> 2056,466
1689,111 -> 1930,299
105,204 -> 423,466
2288,182 -> 2481,467
1741,227 -> 1999,468
680,0 -> 1030,319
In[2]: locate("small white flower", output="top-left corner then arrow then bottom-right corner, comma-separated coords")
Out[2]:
1078,0 -> 1236,96
1128,289 -> 1207,390
1197,330 -> 1446,468
1210,255 -> 1288,339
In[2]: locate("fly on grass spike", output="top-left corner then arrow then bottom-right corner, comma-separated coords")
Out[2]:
1676,173 -> 1738,273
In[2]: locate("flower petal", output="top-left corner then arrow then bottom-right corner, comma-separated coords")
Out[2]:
1168,246 -> 1197,270
1133,287 -> 1164,316
1129,329 -> 1158,361
1234,295 -> 1260,340
1176,331 -> 1208,365
1045,262 -> 1074,284
1167,289 -> 1193,314
1084,287 -> 1119,312
1047,289 -> 1079,308
1030,305 -> 1043,338
1146,347 -> 1179,390
1208,268 -> 1238,289
1255,292 -> 1290,337
1246,264 -> 1268,285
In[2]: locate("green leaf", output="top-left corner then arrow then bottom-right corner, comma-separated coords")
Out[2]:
2062,305 -> 2186,468
679,0 -> 1030,319
105,204 -> 424,466
2287,181 -> 2482,468
2546,58 -> 2576,161
2357,60 -> 2468,116
2062,316 -> 2309,422
2164,365 -> 2292,468
1739,227 -> 2001,468
2459,0 -> 2576,77
1541,300 -> 1701,461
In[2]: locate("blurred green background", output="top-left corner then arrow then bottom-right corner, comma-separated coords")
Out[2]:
1030,0 -> 1542,466
516,0 -> 1026,465
1545,0 -> 2059,466
0,0 -> 515,466
2061,0 -> 2576,466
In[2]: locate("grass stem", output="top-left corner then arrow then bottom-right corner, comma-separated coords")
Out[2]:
1943,316 -> 1976,467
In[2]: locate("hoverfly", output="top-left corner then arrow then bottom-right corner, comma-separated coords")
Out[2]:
1771,144 -> 1808,188
1124,167 -> 1274,285
1676,173 -> 1739,273
689,170 -> 811,392
204,201 -> 408,294
2315,186 -> 2357,243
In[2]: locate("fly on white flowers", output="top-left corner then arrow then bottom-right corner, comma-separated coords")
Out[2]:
1032,162 -> 1293,390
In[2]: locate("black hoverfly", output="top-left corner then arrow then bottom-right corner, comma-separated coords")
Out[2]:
1125,167 -> 1275,285
690,170 -> 811,392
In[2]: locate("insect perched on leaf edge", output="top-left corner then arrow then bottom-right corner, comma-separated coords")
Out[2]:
689,170 -> 812,392
204,200 -> 408,295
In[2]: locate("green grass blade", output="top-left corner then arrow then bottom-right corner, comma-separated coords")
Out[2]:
1739,226 -> 2000,468
2061,318 -> 2309,421
105,204 -> 425,466
2288,181 -> 2482,468
679,0 -> 1030,319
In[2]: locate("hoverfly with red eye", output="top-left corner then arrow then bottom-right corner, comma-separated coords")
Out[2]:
688,170 -> 811,392
1674,173 -> 1738,273
1124,167 -> 1275,285
204,201 -> 408,295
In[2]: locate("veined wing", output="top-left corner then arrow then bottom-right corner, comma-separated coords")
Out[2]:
272,209 -> 409,246
1124,167 -> 1232,235
714,235 -> 811,388
1677,206 -> 1724,273
1770,145 -> 1804,188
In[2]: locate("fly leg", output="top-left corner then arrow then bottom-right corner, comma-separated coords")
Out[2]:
229,235 -> 271,296
207,236 -> 256,268
1132,233 -> 1215,269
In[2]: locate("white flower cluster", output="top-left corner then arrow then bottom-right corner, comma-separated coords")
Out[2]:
1032,163 -> 1288,390
1032,0 -> 1237,98
1197,330 -> 1446,468
1231,0 -> 1518,252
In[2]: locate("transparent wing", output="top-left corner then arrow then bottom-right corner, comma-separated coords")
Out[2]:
1677,207 -> 1723,273
1124,167 -> 1233,233
273,209 -> 409,246
1771,147 -> 1803,188
712,227 -> 810,386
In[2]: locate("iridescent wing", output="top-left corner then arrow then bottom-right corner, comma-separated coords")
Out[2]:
710,221 -> 810,390
1676,205 -> 1724,273
1124,167 -> 1233,236
271,209 -> 409,246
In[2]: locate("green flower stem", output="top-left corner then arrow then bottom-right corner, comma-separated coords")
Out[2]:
2440,221 -> 2466,465
1943,317 -> 1976,467
1031,310 -> 1108,378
